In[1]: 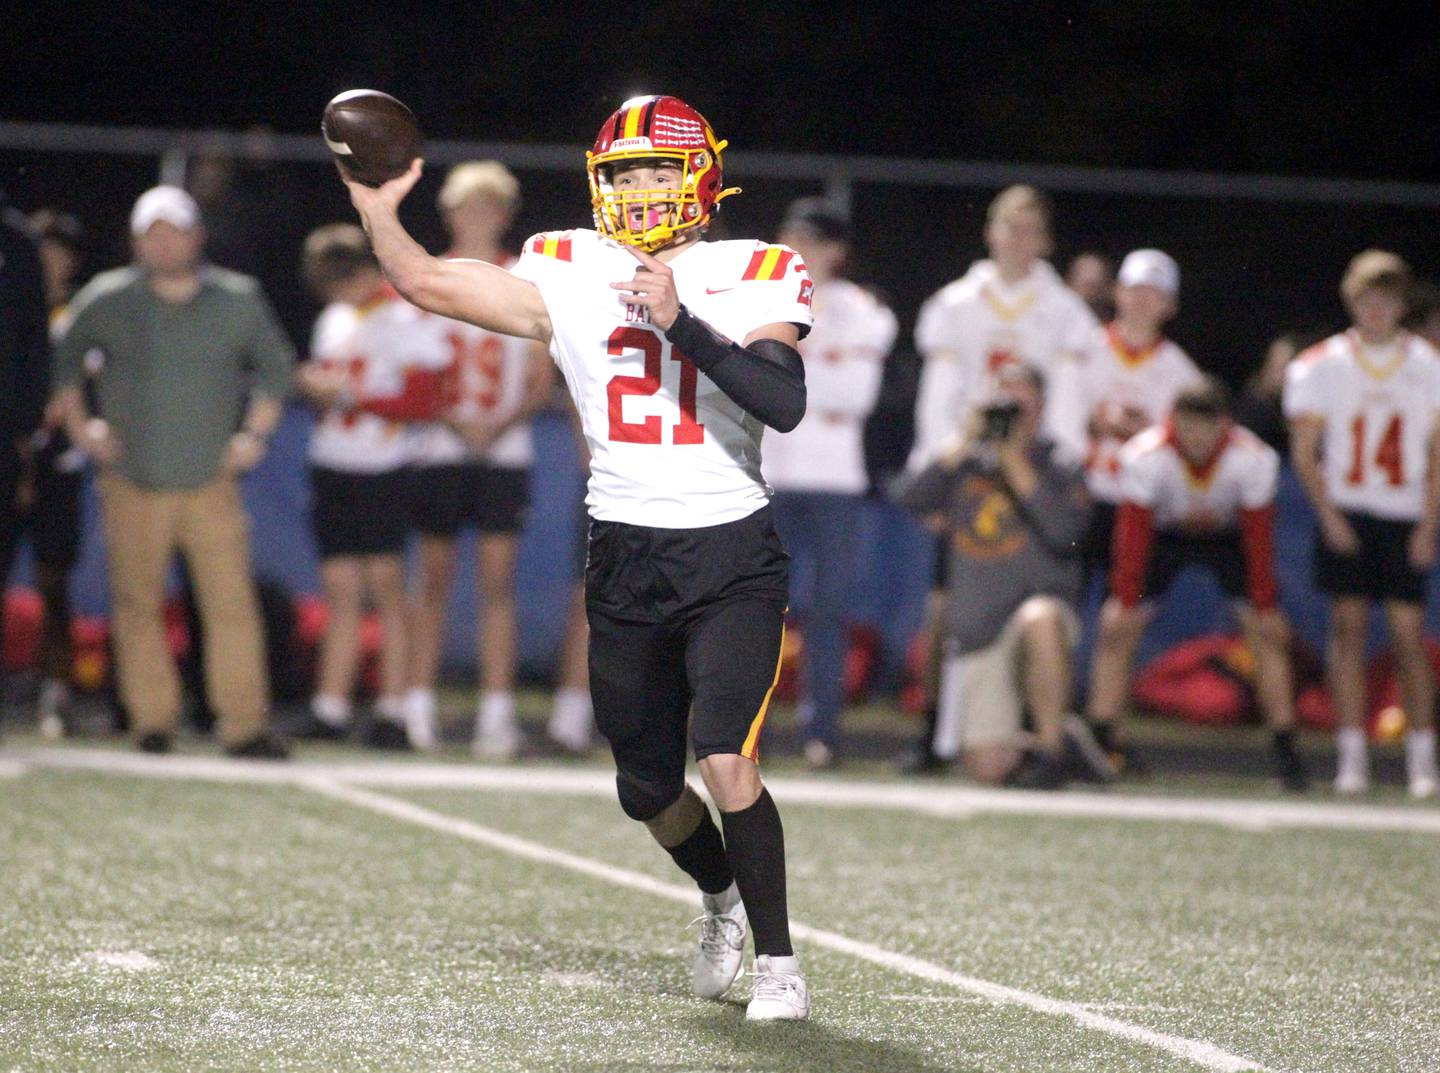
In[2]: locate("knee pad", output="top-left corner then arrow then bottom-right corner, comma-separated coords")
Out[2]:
615,769 -> 683,821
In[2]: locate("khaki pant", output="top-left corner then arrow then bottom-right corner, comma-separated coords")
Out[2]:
99,473 -> 269,745
934,597 -> 1079,759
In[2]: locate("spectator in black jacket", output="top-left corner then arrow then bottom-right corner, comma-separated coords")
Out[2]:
0,195 -> 54,695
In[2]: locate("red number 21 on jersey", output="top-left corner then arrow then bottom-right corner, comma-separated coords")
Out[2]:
606,326 -> 705,445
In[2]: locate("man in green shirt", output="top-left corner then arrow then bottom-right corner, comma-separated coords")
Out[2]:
52,185 -> 294,757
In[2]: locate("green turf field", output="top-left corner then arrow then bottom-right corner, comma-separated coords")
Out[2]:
3,739 -> 1438,1072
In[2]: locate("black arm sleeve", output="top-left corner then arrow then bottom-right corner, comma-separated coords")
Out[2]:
662,305 -> 807,432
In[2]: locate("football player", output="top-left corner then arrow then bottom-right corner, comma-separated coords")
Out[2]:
910,184 -> 1096,469
762,197 -> 898,769
295,223 -> 449,747
1066,249 -> 1204,585
1285,251 -> 1440,798
1087,379 -> 1309,790
401,161 -> 585,757
338,96 -> 813,1020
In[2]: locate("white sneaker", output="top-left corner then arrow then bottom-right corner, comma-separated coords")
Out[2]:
745,954 -> 809,1021
690,889 -> 747,999
406,699 -> 439,753
1406,730 -> 1438,800
1410,773 -> 1439,800
1334,765 -> 1371,796
802,740 -> 836,770
38,711 -> 65,741
545,689 -> 595,754
37,679 -> 68,740
1335,729 -> 1370,795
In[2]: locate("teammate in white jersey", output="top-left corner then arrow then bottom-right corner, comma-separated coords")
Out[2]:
901,185 -> 1096,772
401,161 -> 593,758
1087,379 -> 1309,790
910,184 -> 1096,469
1284,250 -> 1440,797
295,224 -> 450,747
1067,249 -> 1203,580
339,95 -> 813,1020
762,198 -> 897,769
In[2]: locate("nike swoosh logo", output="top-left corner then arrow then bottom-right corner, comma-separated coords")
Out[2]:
705,286 -> 735,295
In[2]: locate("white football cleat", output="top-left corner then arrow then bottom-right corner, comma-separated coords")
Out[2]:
745,955 -> 809,1021
690,890 -> 747,999
1409,773 -> 1439,800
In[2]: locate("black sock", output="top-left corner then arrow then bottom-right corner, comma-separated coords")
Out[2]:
920,703 -> 940,754
1272,728 -> 1297,750
664,807 -> 734,896
1092,721 -> 1116,752
720,788 -> 792,957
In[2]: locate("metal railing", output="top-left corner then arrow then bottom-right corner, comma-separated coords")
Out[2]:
5,119 -> 1440,210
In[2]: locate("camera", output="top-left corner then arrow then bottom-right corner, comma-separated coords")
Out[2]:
979,399 -> 1022,441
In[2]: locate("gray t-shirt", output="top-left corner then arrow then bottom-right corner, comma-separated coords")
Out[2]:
893,440 -> 1090,653
54,265 -> 294,489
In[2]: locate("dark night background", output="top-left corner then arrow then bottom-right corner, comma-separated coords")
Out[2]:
4,1 -> 1439,381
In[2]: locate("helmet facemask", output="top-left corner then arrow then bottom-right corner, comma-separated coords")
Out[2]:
588,146 -> 737,252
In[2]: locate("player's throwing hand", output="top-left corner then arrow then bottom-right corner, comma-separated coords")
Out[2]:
611,246 -> 681,330
341,158 -> 424,220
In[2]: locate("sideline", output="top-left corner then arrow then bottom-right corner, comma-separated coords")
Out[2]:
15,745 -> 1440,835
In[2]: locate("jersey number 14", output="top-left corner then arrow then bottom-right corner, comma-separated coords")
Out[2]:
1347,412 -> 1405,487
606,326 -> 706,445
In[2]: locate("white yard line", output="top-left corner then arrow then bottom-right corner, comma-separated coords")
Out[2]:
303,778 -> 1271,1073
15,745 -> 1440,835
9,745 -> 1278,1071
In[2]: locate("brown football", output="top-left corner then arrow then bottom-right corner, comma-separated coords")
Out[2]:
321,89 -> 422,187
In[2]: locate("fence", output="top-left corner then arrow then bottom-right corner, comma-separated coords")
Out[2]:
4,121 -> 1438,683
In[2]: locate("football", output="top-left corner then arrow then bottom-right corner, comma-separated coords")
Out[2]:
321,89 -> 422,187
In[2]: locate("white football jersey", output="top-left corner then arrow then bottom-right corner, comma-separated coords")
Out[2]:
910,258 -> 1096,468
762,278 -> 896,494
1283,330 -> 1440,521
1118,423 -> 1279,532
1067,325 -> 1204,502
408,325 -> 536,469
511,229 -> 814,528
306,295 -> 451,473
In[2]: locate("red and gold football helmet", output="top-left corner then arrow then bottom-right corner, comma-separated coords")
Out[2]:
587,95 -> 740,252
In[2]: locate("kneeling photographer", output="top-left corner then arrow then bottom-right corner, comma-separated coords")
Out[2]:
892,364 -> 1106,788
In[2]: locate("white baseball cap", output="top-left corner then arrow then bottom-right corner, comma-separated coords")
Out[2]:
130,185 -> 201,234
1117,248 -> 1179,297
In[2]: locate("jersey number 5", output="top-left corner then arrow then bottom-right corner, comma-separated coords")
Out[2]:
606,326 -> 705,445
1347,412 -> 1405,487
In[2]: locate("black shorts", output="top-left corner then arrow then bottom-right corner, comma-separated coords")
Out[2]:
410,462 -> 530,536
1142,529 -> 1248,602
310,466 -> 410,559
586,506 -> 789,796
1314,511 -> 1427,604
1082,500 -> 1118,574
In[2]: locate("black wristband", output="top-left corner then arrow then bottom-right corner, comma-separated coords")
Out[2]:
662,304 -> 733,372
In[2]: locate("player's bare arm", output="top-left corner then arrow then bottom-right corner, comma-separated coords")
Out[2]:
340,160 -> 552,343
1289,414 -> 1359,553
